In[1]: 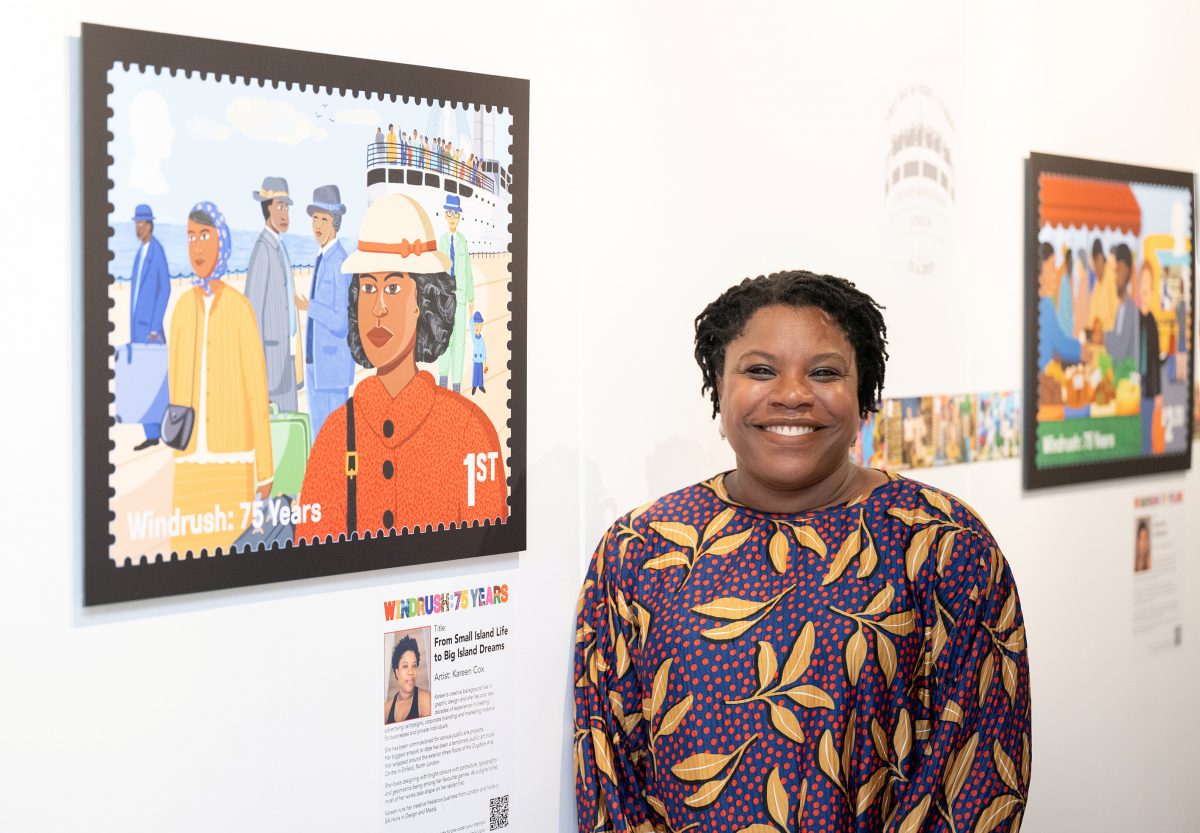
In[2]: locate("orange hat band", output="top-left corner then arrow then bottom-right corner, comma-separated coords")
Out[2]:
357,238 -> 437,257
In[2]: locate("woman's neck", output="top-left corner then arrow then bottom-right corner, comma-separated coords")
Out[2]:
376,356 -> 417,398
725,463 -> 885,515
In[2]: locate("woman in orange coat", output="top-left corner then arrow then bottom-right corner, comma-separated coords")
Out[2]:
296,194 -> 507,543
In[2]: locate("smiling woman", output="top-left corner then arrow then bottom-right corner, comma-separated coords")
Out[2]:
574,271 -> 1031,833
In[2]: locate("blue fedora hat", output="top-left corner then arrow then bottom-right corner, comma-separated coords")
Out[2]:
443,194 -> 463,213
306,184 -> 347,217
131,204 -> 155,222
252,176 -> 293,205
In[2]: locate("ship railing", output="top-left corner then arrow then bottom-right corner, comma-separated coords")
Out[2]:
366,143 -> 496,194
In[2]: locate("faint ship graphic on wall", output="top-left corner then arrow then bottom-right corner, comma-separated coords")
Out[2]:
365,107 -> 511,254
884,85 -> 956,277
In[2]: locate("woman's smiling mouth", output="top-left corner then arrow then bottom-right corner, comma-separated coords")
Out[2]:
760,424 -> 817,436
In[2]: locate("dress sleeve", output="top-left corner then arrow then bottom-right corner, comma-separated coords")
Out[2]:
574,520 -> 659,833
887,529 -> 1031,832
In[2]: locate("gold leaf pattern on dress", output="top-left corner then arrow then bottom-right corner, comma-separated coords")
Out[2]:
841,708 -> 857,790
920,488 -> 954,517
1002,625 -> 1026,653
769,699 -> 806,744
942,700 -> 964,725
992,740 -> 1020,793
978,653 -> 995,707
796,778 -> 808,829
670,735 -> 757,782
896,794 -> 931,833
702,507 -> 737,545
733,825 -> 777,833
704,527 -> 755,556
818,730 -> 845,797
790,524 -> 827,558
877,631 -> 897,686
657,693 -> 693,738
784,686 -> 835,710
650,521 -> 699,550
684,774 -> 733,809
876,611 -> 916,635
844,626 -> 867,686
779,622 -> 816,686
972,795 -> 1022,833
935,530 -> 957,575
822,520 -> 862,586
857,524 -> 879,579
893,708 -> 912,765
692,596 -> 777,621
756,641 -> 778,694
651,658 -> 672,719
943,733 -> 980,805
615,633 -> 631,678
766,766 -> 789,831
855,766 -> 889,816
1021,734 -> 1031,791
1001,655 -> 1018,706
642,552 -> 692,571
904,525 -> 938,581
997,589 -> 1017,632
862,584 -> 895,617
700,619 -> 759,641
870,718 -> 889,763
591,726 -> 617,782
888,507 -> 942,526
769,527 -> 790,574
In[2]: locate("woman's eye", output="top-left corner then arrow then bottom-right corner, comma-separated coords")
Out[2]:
384,283 -> 402,295
200,231 -> 210,240
360,284 -> 376,294
745,365 -> 775,378
812,367 -> 842,379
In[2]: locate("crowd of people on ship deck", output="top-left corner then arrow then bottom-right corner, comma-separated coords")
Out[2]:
373,125 -> 487,188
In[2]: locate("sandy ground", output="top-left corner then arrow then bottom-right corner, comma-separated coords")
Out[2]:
107,254 -> 513,563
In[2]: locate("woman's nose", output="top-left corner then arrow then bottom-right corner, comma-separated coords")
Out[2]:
771,373 -> 813,408
373,291 -> 388,318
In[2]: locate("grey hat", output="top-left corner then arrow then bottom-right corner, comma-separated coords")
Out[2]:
306,184 -> 346,217
252,176 -> 293,204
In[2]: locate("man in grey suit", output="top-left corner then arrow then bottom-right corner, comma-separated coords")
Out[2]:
245,176 -> 299,413
1104,243 -> 1139,369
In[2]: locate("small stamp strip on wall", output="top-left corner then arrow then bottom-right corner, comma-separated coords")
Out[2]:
82,24 -> 528,604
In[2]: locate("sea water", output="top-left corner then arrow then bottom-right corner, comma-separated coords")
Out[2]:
108,222 -> 359,280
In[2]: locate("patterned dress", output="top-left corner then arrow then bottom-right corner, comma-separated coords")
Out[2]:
574,473 -> 1030,833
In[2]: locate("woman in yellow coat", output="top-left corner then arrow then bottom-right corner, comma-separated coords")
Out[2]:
166,201 -> 274,556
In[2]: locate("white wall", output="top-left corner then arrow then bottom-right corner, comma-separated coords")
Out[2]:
1,2 -> 1197,831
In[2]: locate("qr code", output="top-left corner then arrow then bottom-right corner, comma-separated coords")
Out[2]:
489,794 -> 509,830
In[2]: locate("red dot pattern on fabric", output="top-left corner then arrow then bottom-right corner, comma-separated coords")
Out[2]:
573,474 -> 1031,833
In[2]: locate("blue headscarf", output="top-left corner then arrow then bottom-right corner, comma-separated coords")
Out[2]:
189,200 -> 231,295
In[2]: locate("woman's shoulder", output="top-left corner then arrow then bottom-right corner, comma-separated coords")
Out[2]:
872,474 -> 998,543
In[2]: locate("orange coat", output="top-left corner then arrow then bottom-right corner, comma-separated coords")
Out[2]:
167,281 -> 274,482
296,371 -> 507,542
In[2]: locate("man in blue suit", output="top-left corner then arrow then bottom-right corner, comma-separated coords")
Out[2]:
294,185 -> 353,443
128,204 -> 171,450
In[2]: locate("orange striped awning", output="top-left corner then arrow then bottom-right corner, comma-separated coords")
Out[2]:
1038,173 -> 1141,234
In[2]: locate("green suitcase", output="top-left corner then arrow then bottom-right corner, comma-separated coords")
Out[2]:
269,404 -> 311,498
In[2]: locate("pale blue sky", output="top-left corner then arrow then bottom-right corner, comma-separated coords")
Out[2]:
108,63 -> 513,233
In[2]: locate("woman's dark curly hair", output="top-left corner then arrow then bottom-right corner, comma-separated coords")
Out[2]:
391,635 -> 421,670
694,270 -> 888,419
347,271 -> 457,366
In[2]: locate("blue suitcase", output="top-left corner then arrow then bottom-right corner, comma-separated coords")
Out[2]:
115,343 -> 168,426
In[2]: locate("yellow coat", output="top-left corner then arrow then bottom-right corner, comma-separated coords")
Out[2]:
167,281 -> 274,483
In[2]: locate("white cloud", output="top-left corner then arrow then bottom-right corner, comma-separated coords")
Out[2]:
314,127 -> 329,142
127,90 -> 174,195
225,96 -> 314,145
334,107 -> 381,126
188,116 -> 232,141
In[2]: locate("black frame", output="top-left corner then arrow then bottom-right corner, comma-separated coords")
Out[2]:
1024,152 -> 1195,490
82,24 -> 528,604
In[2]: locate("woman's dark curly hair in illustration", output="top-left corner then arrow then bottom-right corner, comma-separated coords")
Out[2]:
693,270 -> 889,419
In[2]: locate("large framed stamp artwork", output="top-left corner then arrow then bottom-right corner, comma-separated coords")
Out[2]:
82,25 -> 528,603
1024,153 -> 1194,489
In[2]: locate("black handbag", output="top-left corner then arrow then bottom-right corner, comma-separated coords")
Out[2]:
160,314 -> 198,451
160,404 -> 195,451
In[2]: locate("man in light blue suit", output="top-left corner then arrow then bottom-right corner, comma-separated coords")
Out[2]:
128,203 -> 171,450
295,185 -> 353,443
